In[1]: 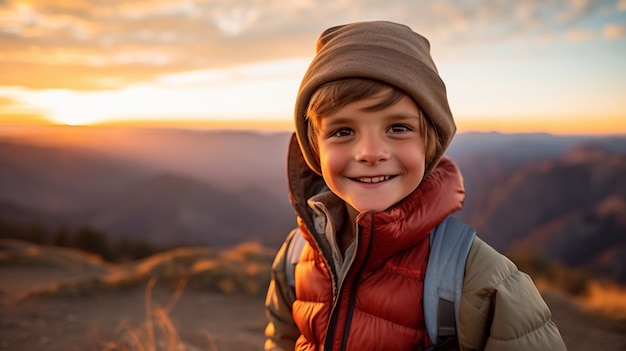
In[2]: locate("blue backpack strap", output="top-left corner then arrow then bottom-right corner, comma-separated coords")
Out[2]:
423,216 -> 476,348
286,228 -> 307,290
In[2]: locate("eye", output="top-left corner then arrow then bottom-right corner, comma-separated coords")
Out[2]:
329,127 -> 354,138
388,124 -> 412,134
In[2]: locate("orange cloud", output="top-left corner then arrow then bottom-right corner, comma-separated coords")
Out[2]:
0,95 -> 51,125
0,96 -> 17,106
0,62 -> 183,90
0,0 -> 320,91
565,29 -> 594,43
0,113 -> 54,126
457,115 -> 626,136
603,24 -> 625,40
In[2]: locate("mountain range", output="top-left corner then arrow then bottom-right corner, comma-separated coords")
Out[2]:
0,127 -> 625,283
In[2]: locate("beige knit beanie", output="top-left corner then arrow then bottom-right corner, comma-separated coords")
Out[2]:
294,21 -> 456,176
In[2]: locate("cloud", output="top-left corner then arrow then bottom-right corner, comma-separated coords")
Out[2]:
0,96 -> 19,107
603,23 -> 626,39
0,0 -> 621,90
0,93 -> 52,125
566,28 -> 595,42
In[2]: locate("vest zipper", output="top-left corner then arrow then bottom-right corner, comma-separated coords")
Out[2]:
340,214 -> 375,351
323,283 -> 345,350
323,231 -> 358,350
323,213 -> 375,351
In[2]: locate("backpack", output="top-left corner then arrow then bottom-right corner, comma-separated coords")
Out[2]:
285,215 -> 476,351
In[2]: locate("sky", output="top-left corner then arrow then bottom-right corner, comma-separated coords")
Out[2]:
0,0 -> 625,134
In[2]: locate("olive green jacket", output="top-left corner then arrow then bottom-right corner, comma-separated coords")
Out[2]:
457,236 -> 567,350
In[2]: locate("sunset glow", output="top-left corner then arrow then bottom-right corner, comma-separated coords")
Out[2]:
1,0 -> 625,134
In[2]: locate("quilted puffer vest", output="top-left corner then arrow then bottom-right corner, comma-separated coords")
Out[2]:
292,214 -> 432,351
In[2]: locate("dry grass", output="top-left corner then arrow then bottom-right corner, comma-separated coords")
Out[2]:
578,281 -> 626,319
8,241 -> 275,300
98,279 -> 217,351
88,244 -> 275,350
537,277 -> 626,321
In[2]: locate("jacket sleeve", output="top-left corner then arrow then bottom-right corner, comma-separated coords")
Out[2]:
458,237 -> 568,351
264,229 -> 301,351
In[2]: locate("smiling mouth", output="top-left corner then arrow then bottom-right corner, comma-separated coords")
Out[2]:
353,175 -> 393,184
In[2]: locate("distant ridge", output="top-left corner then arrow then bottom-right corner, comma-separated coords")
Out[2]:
73,172 -> 294,247
1,129 -> 625,283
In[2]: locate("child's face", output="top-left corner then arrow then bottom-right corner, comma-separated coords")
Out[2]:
315,90 -> 426,213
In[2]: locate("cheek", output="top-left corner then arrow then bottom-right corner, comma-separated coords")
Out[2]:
319,149 -> 336,175
318,145 -> 345,182
399,146 -> 426,176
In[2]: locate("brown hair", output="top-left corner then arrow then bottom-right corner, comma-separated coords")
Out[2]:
306,78 -> 441,167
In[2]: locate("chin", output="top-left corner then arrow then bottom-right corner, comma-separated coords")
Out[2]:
353,203 -> 393,213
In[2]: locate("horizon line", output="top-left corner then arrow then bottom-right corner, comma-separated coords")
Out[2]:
0,116 -> 625,137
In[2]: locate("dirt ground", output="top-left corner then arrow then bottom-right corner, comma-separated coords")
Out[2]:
1,266 -> 625,351
0,266 -> 266,351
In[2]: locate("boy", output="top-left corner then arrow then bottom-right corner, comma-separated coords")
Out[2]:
265,21 -> 566,351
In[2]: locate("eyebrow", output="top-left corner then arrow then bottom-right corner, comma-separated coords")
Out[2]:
384,113 -> 421,122
320,113 -> 420,132
319,116 -> 352,131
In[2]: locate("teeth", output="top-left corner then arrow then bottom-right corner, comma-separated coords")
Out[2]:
356,176 -> 390,183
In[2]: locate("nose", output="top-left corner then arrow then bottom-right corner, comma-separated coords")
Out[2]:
355,134 -> 390,164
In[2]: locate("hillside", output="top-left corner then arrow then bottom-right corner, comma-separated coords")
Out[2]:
456,146 -> 626,283
0,135 -> 295,248
510,194 -> 626,283
74,173 -> 294,247
0,141 -> 152,213
0,239 -> 275,350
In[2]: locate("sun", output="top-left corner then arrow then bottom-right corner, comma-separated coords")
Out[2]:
43,99 -> 104,126
47,115 -> 93,126
21,89 -> 114,127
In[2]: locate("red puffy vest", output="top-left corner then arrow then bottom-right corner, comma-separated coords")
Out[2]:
292,211 -> 432,351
